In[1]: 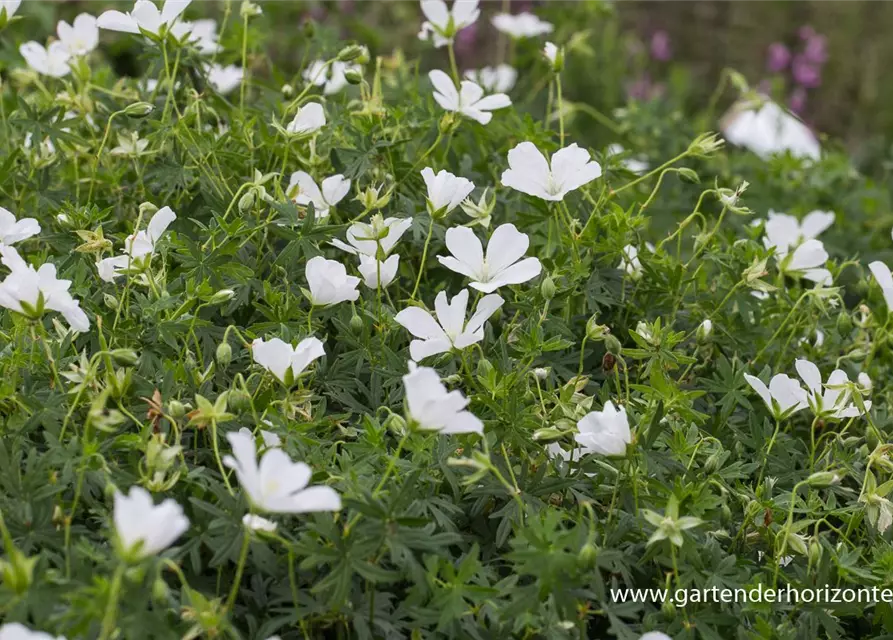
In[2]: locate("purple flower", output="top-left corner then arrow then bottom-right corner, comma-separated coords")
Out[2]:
766,42 -> 791,73
799,25 -> 816,41
454,22 -> 478,60
792,54 -> 821,88
650,30 -> 672,61
789,86 -> 807,114
802,34 -> 828,65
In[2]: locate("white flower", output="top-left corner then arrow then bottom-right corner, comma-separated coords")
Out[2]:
777,239 -> 831,285
286,102 -> 326,136
303,60 -> 359,95
437,224 -> 542,293
639,633 -> 673,640
607,144 -> 649,174
357,254 -> 399,289
57,13 -> 99,56
421,167 -> 474,216
635,321 -> 655,345
97,0 -> 191,36
858,372 -> 872,392
491,12 -> 553,38
242,514 -> 277,532
743,372 -> 808,419
305,256 -> 360,306
403,363 -> 483,434
546,442 -> 582,463
97,206 -> 176,282
697,319 -> 713,340
762,210 -> 834,255
183,18 -> 221,53
113,486 -> 189,560
0,207 -> 40,246
0,245 -> 89,332
869,261 -> 893,311
206,63 -> 243,95
418,0 -> 479,48
429,70 -> 511,125
721,99 -> 820,161
109,131 -> 150,157
0,623 -> 65,640
0,0 -> 21,21
575,401 -> 631,457
287,172 -> 350,218
463,65 -> 517,93
795,359 -> 871,419
501,141 -> 602,201
238,426 -> 282,449
223,430 -> 342,514
395,289 -> 503,361
543,41 -> 560,67
619,244 -> 643,279
331,216 -> 412,258
19,42 -> 71,78
251,336 -> 325,384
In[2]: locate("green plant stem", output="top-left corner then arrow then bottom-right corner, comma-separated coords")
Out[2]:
226,529 -> 251,611
100,563 -> 127,640
411,218 -> 435,300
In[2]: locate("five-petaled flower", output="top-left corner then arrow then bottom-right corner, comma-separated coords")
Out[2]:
305,256 -> 361,306
403,363 -> 483,434
223,430 -> 342,513
744,371 -> 808,419
252,336 -> 325,386
429,70 -> 511,125
57,13 -> 99,56
795,359 -> 871,419
418,0 -> 479,48
0,207 -> 40,246
395,289 -> 503,361
19,41 -> 71,78
437,223 -> 542,293
501,142 -> 602,201
206,63 -> 243,95
491,12 -> 553,38
421,167 -> 474,217
575,401 -> 631,457
463,65 -> 516,93
288,172 -> 350,219
286,102 -> 326,137
113,486 -> 189,561
722,98 -> 820,161
332,216 -> 412,259
97,206 -> 176,282
762,209 -> 834,255
97,0 -> 191,36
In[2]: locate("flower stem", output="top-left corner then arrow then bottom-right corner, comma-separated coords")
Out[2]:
226,528 -> 251,611
555,74 -> 565,147
100,563 -> 127,640
447,41 -> 460,86
411,218 -> 435,300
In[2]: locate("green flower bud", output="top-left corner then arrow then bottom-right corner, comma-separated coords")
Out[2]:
302,18 -> 316,38
807,471 -> 843,488
676,167 -> 700,184
836,311 -> 853,337
808,540 -> 822,567
0,547 -> 37,595
110,348 -> 139,365
104,293 -> 119,310
208,289 -> 235,305
577,541 -> 598,568
585,316 -> 607,340
238,189 -> 256,213
337,44 -> 365,62
604,334 -> 622,356
152,577 -> 171,603
350,314 -> 364,333
216,342 -> 232,367
227,388 -> 251,413
541,276 -> 556,300
139,202 -> 159,217
696,318 -> 713,342
123,102 -> 154,118
344,68 -> 363,85
168,400 -> 186,419
384,413 -> 407,435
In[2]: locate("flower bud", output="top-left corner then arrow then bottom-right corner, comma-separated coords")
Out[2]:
216,342 -> 232,367
337,44 -> 365,62
110,348 -> 139,365
806,471 -> 843,488
168,400 -> 186,419
585,316 -> 607,340
808,540 -> 822,567
533,367 -> 549,380
208,289 -> 235,305
344,68 -> 363,85
696,318 -> 713,342
227,388 -> 251,413
104,293 -> 119,310
302,18 -> 316,38
604,334 -> 622,356
541,276 -> 556,300
139,202 -> 159,217
858,372 -> 872,393
238,189 -> 256,213
836,311 -> 853,337
0,547 -> 37,595
240,0 -> 262,17
281,83 -> 294,98
384,413 -> 407,435
124,102 -> 154,118
152,577 -> 171,603
350,314 -> 364,333
533,426 -> 566,441
577,541 -> 597,567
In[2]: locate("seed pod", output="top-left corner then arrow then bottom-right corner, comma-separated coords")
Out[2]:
216,342 -> 232,367
541,276 -> 556,300
602,352 -> 616,372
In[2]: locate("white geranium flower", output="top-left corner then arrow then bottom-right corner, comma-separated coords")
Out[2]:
0,623 -> 65,640
109,131 -> 150,157
305,256 -> 360,306
858,372 -> 872,392
251,336 -> 325,385
777,239 -> 831,285
286,102 -> 326,137
721,99 -> 820,161
57,14 -> 99,56
743,372 -> 808,419
395,289 -> 503,361
223,430 -> 342,514
183,18 -> 220,53
206,63 -> 243,95
303,60 -> 359,95
619,244 -> 643,279
242,514 -> 277,533
418,0 -> 479,48
763,210 -> 835,255
437,224 -> 542,293
238,426 -> 282,449
357,254 -> 399,289
0,245 -> 89,332
0,0 -> 21,21
0,207 -> 40,246
19,42 -> 71,78
501,142 -> 602,201
639,633 -> 673,640
869,260 -> 893,311
429,70 -> 511,125
575,401 -> 631,457
97,206 -> 176,282
331,216 -> 412,258
287,172 -> 350,218
421,167 -> 474,216
795,359 -> 871,419
491,12 -> 553,38
403,363 -> 483,434
463,65 -> 517,93
113,486 -> 189,560
607,144 -> 649,174
97,0 -> 191,36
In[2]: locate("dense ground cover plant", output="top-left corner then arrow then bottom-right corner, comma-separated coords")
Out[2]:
2,1 -> 893,639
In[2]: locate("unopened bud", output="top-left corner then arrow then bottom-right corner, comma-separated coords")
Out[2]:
216,342 -> 232,367
228,388 -> 251,413
139,202 -> 159,217
208,289 -> 235,304
807,471 -> 842,488
836,311 -> 853,337
337,44 -> 365,62
676,167 -> 700,184
344,68 -> 363,85
541,277 -> 556,300
104,293 -> 119,310
577,541 -> 597,567
238,189 -> 256,212
168,400 -> 186,419
350,314 -> 364,333
124,102 -> 154,118
696,318 -> 713,342
110,348 -> 139,365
